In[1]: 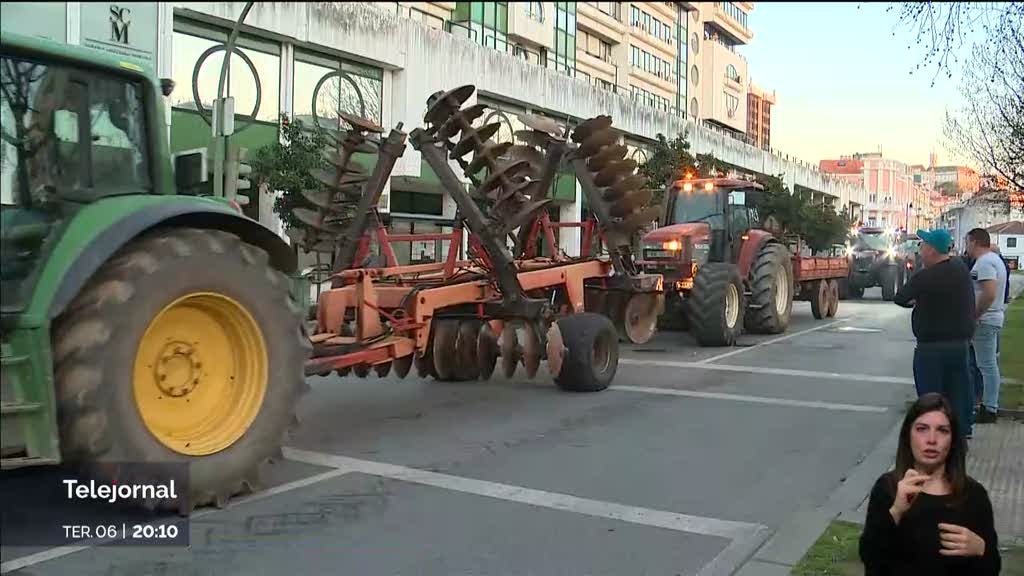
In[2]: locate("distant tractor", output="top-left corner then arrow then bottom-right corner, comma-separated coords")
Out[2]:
0,31 -> 309,513
844,227 -> 902,300
639,177 -> 849,346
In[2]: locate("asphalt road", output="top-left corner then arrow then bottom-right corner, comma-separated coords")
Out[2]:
1,288 -> 918,576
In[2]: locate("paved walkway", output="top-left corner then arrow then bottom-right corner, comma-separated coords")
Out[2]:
968,419 -> 1024,542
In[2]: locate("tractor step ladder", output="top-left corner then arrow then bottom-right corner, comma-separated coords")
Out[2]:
0,339 -> 60,469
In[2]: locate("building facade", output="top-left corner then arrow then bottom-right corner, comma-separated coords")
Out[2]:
746,81 -> 774,150
820,153 -> 935,230
2,2 -> 872,269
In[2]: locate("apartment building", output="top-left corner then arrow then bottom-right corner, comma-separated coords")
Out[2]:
747,81 -> 774,150
820,153 -> 935,229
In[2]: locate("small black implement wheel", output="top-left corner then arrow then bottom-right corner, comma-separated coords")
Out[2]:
551,313 -> 619,392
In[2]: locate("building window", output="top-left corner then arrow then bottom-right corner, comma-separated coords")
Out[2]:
526,2 -> 544,21
691,65 -> 699,86
691,32 -> 700,54
631,6 -> 640,26
1007,237 -> 1018,248
725,64 -> 739,82
294,49 -> 384,133
720,2 -> 748,29
724,92 -> 739,117
690,97 -> 698,118
452,2 -> 509,51
549,2 -> 577,76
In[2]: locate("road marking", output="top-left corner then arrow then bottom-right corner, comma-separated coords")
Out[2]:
619,359 -> 915,385
283,447 -> 766,540
614,385 -> 889,413
697,319 -> 848,364
0,467 -> 353,574
835,326 -> 883,333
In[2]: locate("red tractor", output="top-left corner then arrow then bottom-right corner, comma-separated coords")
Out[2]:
639,177 -> 848,346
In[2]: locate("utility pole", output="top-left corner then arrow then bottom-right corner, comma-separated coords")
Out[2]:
211,1 -> 255,200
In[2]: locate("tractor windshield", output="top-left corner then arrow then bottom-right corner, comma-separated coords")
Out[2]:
854,232 -> 890,251
669,187 -> 723,229
1,54 -> 151,208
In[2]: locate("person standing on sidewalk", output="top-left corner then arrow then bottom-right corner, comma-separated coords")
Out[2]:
859,393 -> 1001,575
893,229 -> 976,438
966,228 -> 1008,424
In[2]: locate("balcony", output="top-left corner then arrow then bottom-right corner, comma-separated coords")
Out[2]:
577,2 -> 625,41
710,3 -> 753,45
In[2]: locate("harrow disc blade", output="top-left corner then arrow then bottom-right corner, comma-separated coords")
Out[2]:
477,323 -> 499,380
353,364 -> 370,378
571,115 -> 612,144
609,188 -> 653,218
294,208 -> 343,234
374,361 -> 393,378
576,128 -> 619,158
478,160 -> 531,197
504,198 -> 553,233
499,324 -> 521,378
415,351 -> 435,378
432,319 -> 459,381
329,134 -> 378,155
454,320 -> 481,381
393,354 -> 414,379
518,113 -> 564,138
588,144 -> 628,171
312,168 -> 367,191
452,122 -> 502,158
616,205 -> 664,235
522,323 -> 541,379
439,104 -> 488,139
618,293 -> 661,345
545,322 -> 565,379
467,141 -> 513,174
514,130 -> 551,149
594,159 -> 638,187
507,145 -> 546,173
308,240 -> 336,254
338,111 -> 385,134
424,85 -> 476,125
300,188 -> 335,210
601,186 -> 627,202
608,174 -> 647,196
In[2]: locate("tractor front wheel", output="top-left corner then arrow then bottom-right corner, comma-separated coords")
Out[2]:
53,228 -> 310,514
744,243 -> 793,334
687,263 -> 745,347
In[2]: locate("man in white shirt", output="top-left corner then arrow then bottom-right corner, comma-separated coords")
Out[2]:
967,228 -> 1008,423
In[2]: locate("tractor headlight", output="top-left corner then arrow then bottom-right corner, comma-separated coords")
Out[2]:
845,244 -> 854,257
886,247 -> 896,259
663,239 -> 682,252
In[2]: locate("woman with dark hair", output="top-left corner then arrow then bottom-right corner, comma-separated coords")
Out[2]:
859,393 -> 1001,574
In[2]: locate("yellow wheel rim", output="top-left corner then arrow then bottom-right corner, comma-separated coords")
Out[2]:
133,292 -> 268,456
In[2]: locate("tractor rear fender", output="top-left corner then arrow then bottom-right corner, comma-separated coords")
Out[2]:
736,230 -> 776,278
20,195 -> 295,328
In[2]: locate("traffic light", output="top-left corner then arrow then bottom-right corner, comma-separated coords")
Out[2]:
224,143 -> 252,205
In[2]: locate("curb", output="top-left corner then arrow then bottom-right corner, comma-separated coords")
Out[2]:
734,415 -> 903,575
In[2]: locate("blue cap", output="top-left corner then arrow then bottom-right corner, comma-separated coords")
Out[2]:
916,228 -> 952,253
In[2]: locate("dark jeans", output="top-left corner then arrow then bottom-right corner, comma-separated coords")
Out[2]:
913,340 -> 974,437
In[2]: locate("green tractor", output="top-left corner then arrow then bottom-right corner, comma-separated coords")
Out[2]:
1,31 -> 309,512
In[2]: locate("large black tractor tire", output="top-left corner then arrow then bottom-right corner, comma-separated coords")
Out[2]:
552,313 -> 619,392
847,282 -> 864,299
881,265 -> 898,301
53,228 -> 311,514
687,263 -> 745,347
744,243 -> 794,334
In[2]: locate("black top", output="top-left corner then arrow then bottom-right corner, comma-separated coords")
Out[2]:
859,473 -> 1001,576
893,257 -> 975,343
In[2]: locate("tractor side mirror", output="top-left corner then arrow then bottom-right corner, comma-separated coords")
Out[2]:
728,191 -> 746,206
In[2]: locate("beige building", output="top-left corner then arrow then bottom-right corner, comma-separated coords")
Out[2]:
382,2 -> 757,135
747,81 -> 775,150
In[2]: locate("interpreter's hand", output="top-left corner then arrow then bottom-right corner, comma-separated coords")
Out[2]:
888,469 -> 929,523
938,523 -> 986,557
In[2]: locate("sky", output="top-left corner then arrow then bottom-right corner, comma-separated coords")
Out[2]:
744,2 -> 970,169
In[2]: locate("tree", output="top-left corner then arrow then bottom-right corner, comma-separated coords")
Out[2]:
943,37 -> 1024,191
889,2 -> 1023,83
249,115 -> 335,232
890,2 -> 1023,192
638,132 -> 733,207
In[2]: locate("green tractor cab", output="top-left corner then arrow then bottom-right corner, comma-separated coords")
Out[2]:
1,31 -> 309,513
